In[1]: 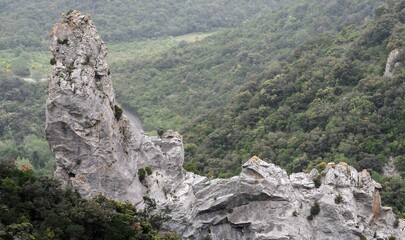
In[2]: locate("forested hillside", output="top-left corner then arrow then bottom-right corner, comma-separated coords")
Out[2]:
183,0 -> 405,175
114,0 -> 382,132
183,0 -> 405,216
0,0 -> 283,49
0,76 -> 55,176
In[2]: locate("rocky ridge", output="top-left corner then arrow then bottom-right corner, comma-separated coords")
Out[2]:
46,11 -> 405,240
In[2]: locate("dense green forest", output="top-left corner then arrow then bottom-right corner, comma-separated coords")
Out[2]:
0,76 -> 55,176
182,0 -> 405,176
114,0 -> 383,132
0,161 -> 179,239
0,0 -> 284,50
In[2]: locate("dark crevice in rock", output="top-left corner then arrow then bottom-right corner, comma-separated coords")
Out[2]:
197,192 -> 273,216
57,38 -> 69,45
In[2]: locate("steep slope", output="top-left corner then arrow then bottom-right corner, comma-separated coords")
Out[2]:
45,10 -> 405,240
182,0 -> 405,179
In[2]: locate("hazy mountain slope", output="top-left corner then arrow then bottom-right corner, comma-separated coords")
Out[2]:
114,0 -> 382,132
0,0 -> 283,49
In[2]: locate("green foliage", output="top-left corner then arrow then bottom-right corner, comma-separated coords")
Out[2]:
0,76 -> 55,176
0,0 -> 284,50
114,105 -> 123,121
359,234 -> 367,240
315,162 -> 327,172
310,202 -> 320,216
313,175 -> 322,188
394,217 -> 399,228
145,166 -> 153,175
138,166 -> 153,182
335,194 -> 343,204
0,161 -> 179,240
11,54 -> 30,77
307,202 -> 320,221
167,0 -> 405,182
138,168 -> 146,182
380,177 -> 405,215
114,0 -> 383,138
111,0 -> 388,179
394,156 -> 405,172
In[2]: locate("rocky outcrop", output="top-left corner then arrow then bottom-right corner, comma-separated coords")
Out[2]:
383,156 -> 401,178
46,11 -> 405,240
384,48 -> 404,78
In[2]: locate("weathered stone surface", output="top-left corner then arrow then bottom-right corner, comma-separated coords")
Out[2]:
46,11 -> 405,240
384,48 -> 404,78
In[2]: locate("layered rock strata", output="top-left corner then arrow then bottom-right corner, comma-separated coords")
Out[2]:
46,11 -> 405,240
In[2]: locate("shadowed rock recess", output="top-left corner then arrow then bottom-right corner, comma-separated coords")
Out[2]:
46,11 -> 405,240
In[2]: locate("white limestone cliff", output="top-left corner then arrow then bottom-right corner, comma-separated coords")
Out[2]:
46,11 -> 405,240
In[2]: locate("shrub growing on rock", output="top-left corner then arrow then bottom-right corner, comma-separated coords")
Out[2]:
335,194 -> 343,204
307,202 -> 320,221
114,105 -> 123,121
138,168 -> 146,182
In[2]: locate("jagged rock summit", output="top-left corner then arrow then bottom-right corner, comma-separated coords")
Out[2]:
46,11 -> 405,240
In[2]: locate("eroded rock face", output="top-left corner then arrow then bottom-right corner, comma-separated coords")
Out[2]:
46,11 -> 405,240
384,48 -> 404,78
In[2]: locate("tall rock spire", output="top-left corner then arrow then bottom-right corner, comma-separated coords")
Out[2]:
46,10 -> 173,202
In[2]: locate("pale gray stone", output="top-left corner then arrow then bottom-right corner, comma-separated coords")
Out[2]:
384,48 -> 404,78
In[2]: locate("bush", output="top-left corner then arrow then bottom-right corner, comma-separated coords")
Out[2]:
138,168 -> 146,182
394,156 -> 405,172
114,105 -> 123,121
313,175 -> 322,188
359,234 -> 367,240
145,166 -> 152,175
335,194 -> 343,204
308,202 -> 320,220
310,202 -> 320,216
0,162 -> 179,239
315,162 -> 327,172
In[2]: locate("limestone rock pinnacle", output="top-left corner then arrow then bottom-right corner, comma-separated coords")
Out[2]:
46,11 -> 405,239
